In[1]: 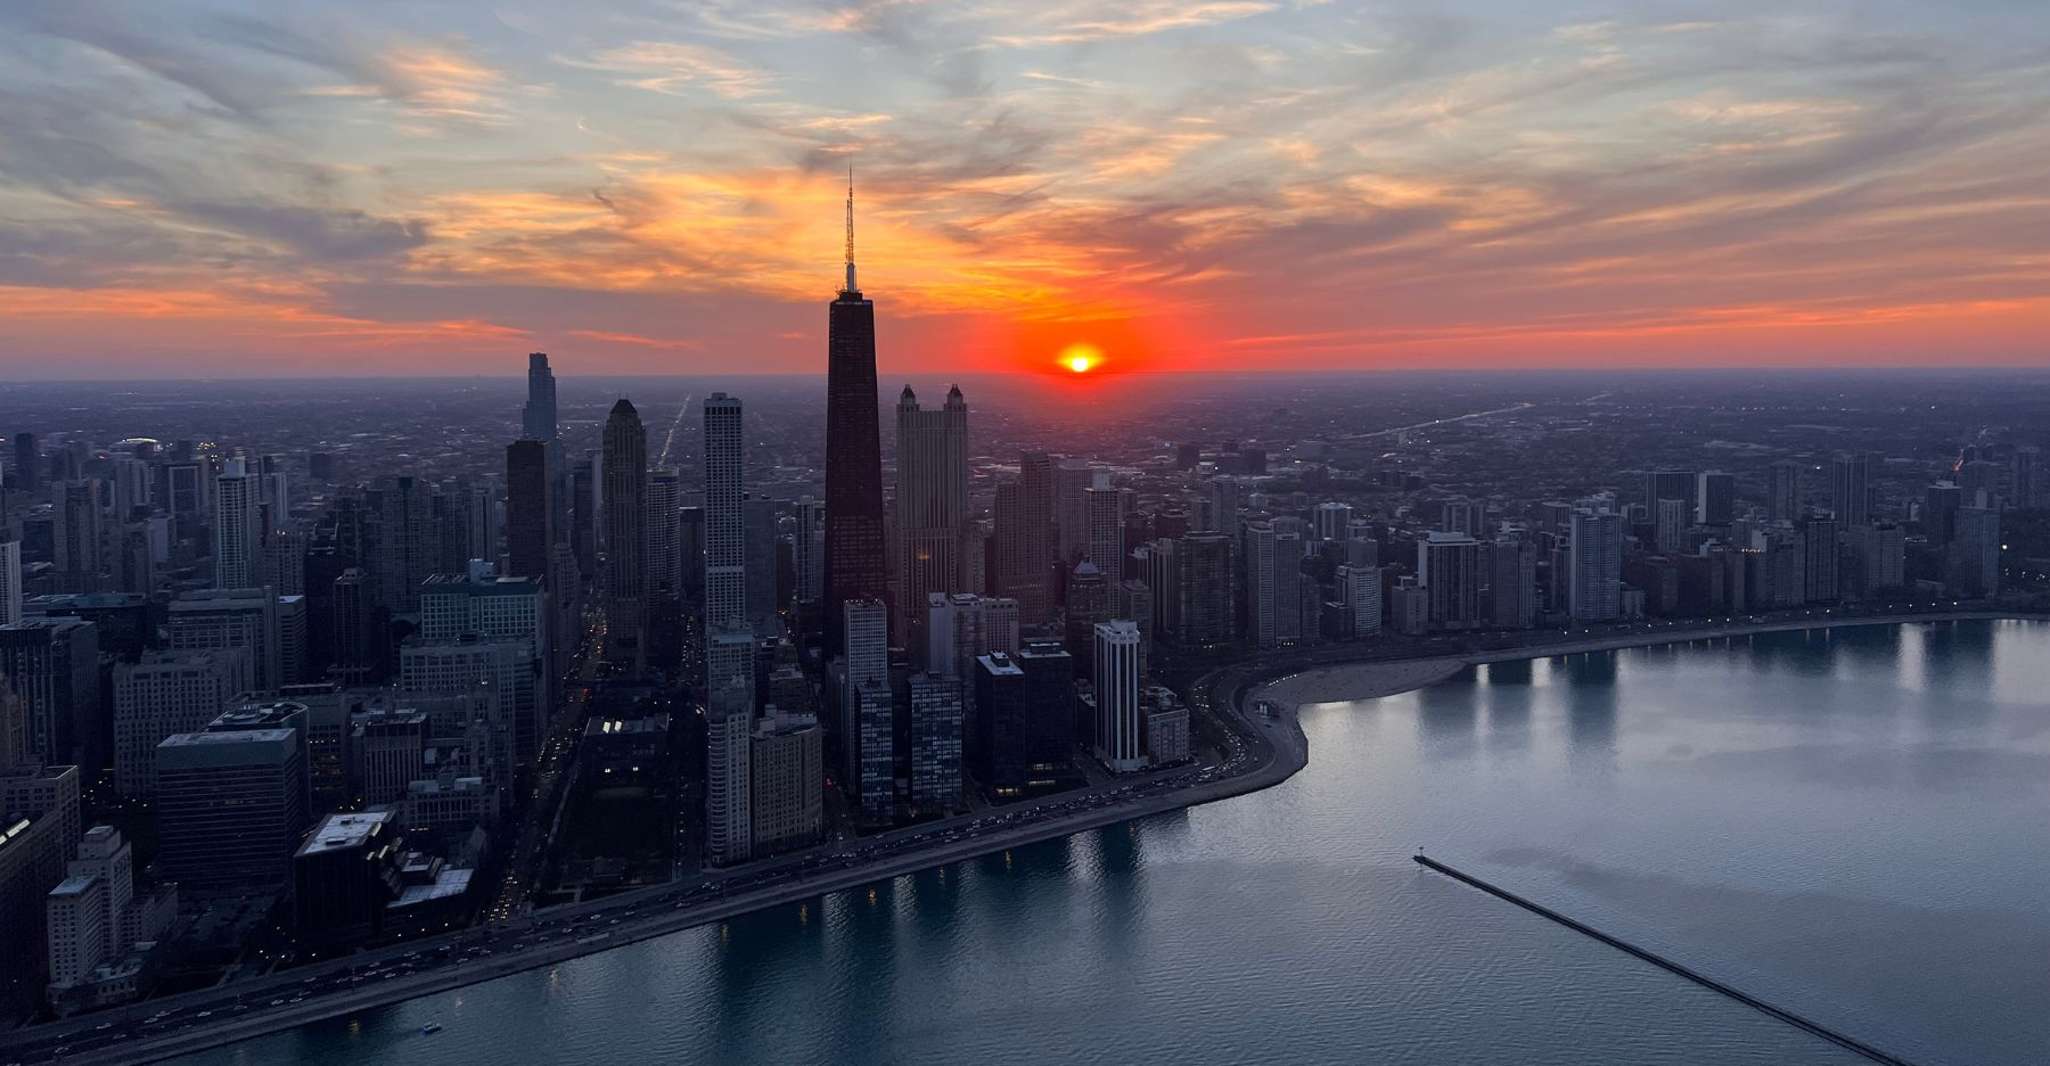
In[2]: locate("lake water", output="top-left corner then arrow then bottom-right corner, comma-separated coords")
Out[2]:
184,620 -> 2050,1065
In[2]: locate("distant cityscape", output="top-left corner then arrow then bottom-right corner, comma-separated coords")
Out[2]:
0,201 -> 2047,1059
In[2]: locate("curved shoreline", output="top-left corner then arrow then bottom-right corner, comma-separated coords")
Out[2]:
13,609 -> 2039,1064
1251,610 -> 2043,714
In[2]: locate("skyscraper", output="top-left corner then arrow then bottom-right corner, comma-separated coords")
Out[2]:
1831,453 -> 1872,527
907,673 -> 963,817
504,439 -> 553,585
1569,507 -> 1623,621
1092,620 -> 1144,773
10,433 -> 36,494
701,394 -> 754,867
1695,471 -> 1736,526
841,598 -> 888,794
213,458 -> 264,590
822,173 -> 888,655
601,399 -> 647,653
0,539 -> 19,627
894,385 -> 970,635
646,469 -> 681,598
1084,485 -> 1126,587
1768,461 -> 1802,524
702,394 -> 751,710
1174,531 -> 1234,647
792,497 -> 825,607
1417,531 -> 1483,630
994,453 -> 1056,623
522,352 -> 558,442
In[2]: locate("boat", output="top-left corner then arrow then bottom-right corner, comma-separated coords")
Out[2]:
420,1023 -> 443,1035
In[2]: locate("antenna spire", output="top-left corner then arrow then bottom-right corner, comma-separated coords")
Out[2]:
842,161 -> 858,294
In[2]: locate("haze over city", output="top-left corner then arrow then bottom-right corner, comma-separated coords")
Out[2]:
4,1 -> 2049,377
2,4 -> 2049,1066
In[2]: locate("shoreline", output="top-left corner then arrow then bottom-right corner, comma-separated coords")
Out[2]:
13,609 -> 2038,1065
1252,610 -> 2040,714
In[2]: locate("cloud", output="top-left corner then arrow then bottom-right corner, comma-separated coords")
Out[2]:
567,40 -> 771,99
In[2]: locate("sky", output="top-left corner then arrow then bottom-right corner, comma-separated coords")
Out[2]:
2,0 -> 2047,378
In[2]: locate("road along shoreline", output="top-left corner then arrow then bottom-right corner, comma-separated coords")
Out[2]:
22,609 -> 2038,1064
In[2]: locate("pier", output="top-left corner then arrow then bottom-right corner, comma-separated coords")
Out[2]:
1412,854 -> 1918,1066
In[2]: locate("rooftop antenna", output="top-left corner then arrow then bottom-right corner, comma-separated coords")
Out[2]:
842,160 -> 857,294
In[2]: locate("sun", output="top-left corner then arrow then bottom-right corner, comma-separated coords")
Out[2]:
1060,342 -> 1103,374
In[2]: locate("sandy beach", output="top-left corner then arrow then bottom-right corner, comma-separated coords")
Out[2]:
1254,657 -> 1469,709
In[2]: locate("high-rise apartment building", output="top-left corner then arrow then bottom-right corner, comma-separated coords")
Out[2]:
213,458 -> 264,590
1417,532 -> 1483,631
907,673 -> 962,817
1569,507 -> 1623,622
1831,453 -> 1872,527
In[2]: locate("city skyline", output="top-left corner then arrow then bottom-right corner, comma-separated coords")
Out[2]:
3,2 -> 2049,379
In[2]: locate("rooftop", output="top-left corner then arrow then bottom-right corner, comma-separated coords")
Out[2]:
297,810 -> 395,857
50,874 -> 100,898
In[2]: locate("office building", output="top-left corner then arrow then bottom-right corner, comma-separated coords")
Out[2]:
292,809 -> 402,950
522,353 -> 558,442
895,385 -> 970,635
854,682 -> 895,824
924,594 -> 1021,680
1768,461 -> 1802,523
0,619 -> 99,769
1655,497 -> 1689,553
601,399 -> 648,653
169,587 -> 300,693
703,394 -> 752,715
155,728 -> 308,897
112,651 -> 242,799
1695,471 -> 1735,526
822,174 -> 888,655
1092,620 -> 1144,773
994,453 -> 1056,623
1175,531 -> 1234,647
907,673 -> 963,817
504,439 -> 553,586
1084,486 -> 1126,587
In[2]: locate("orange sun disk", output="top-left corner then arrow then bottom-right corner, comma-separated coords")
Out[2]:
1060,343 -> 1102,373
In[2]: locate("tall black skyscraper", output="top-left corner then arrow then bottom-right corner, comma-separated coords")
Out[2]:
522,353 -> 558,442
602,399 -> 647,654
506,439 -> 552,584
822,170 -> 887,655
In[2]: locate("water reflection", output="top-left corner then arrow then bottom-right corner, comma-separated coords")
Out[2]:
1560,654 -> 1618,769
1418,667 -> 1481,759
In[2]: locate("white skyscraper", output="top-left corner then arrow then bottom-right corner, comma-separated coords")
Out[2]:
705,708 -> 752,867
1092,620 -> 1144,773
1569,507 -> 1623,621
702,394 -> 751,714
1341,564 -> 1382,637
841,598 -> 889,793
212,458 -> 263,590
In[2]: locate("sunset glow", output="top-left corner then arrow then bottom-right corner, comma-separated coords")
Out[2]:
0,3 -> 2046,377
1062,345 -> 1103,374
